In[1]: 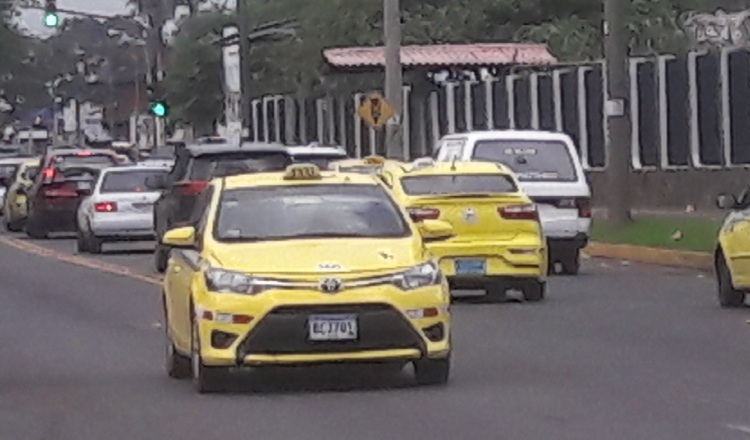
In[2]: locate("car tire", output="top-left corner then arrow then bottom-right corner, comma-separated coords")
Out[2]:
4,215 -> 22,232
560,250 -> 581,275
191,317 -> 228,393
87,234 -> 103,254
25,216 -> 47,239
155,244 -> 169,273
76,229 -> 90,253
414,357 -> 450,386
717,253 -> 745,308
522,281 -> 546,302
164,298 -> 191,379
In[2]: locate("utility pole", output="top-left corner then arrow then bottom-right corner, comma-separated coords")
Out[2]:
603,0 -> 632,224
237,0 -> 250,137
383,0 -> 403,159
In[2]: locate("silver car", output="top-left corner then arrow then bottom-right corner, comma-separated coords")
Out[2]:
76,164 -> 169,254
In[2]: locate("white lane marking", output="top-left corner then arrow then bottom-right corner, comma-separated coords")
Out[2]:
726,424 -> 750,436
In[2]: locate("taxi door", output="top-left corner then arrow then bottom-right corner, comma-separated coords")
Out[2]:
164,187 -> 213,353
723,209 -> 750,288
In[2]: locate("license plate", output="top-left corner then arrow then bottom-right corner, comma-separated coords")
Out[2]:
76,181 -> 92,191
454,259 -> 486,275
308,315 -> 358,341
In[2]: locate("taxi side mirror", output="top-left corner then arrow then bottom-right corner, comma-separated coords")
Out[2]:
418,220 -> 454,242
716,193 -> 739,210
162,226 -> 197,248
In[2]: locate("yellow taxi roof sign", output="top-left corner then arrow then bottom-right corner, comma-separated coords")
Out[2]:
283,163 -> 322,180
363,155 -> 386,165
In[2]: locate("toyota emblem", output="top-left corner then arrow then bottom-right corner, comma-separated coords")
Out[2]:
319,277 -> 343,293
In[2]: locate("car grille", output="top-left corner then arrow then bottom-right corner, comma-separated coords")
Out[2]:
237,303 -> 425,356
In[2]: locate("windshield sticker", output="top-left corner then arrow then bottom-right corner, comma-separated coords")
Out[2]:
224,229 -> 241,238
504,148 -> 538,155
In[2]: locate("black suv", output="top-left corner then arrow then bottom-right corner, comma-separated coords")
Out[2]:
148,142 -> 292,272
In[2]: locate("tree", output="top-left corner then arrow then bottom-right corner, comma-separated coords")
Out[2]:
164,12 -> 233,134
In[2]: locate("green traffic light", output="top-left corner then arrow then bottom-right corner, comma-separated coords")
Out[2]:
150,102 -> 167,117
44,12 -> 59,27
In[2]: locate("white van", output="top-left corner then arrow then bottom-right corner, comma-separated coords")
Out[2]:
433,130 -> 592,275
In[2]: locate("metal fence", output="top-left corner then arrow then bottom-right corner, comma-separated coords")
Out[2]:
246,47 -> 750,172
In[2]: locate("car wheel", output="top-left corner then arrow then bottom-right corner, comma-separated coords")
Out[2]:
6,216 -> 24,232
164,298 -> 191,379
560,250 -> 581,275
76,229 -> 90,253
522,281 -> 546,302
87,234 -> 103,254
717,253 -> 745,308
155,244 -> 169,273
25,216 -> 47,239
414,357 -> 450,386
191,316 -> 228,393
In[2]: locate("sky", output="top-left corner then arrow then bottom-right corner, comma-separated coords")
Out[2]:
18,0 -> 129,36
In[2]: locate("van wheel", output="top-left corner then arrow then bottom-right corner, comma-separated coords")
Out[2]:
717,253 -> 745,308
155,244 -> 169,273
522,281 -> 546,302
560,250 -> 581,275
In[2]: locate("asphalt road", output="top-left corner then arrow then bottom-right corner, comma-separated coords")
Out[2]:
2,231 -> 750,440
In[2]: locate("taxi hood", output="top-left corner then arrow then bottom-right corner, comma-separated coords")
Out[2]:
208,237 -> 424,276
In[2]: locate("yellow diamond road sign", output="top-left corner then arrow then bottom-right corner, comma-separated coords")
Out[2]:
357,93 -> 394,128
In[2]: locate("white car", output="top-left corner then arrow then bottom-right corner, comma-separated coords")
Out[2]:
286,143 -> 348,168
433,130 -> 592,275
76,164 -> 170,254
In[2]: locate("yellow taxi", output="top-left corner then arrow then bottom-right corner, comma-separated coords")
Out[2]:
2,158 -> 40,232
329,155 -> 404,175
713,191 -> 750,307
161,163 -> 453,393
378,158 -> 547,301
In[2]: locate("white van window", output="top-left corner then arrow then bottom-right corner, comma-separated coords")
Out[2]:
472,140 -> 577,182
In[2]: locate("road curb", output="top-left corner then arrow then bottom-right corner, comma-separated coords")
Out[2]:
584,242 -> 714,272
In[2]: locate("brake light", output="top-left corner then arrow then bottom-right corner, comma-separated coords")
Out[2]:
499,204 -> 538,220
576,198 -> 592,218
94,202 -> 117,212
41,167 -> 55,183
76,151 -> 93,156
174,181 -> 208,195
407,207 -> 440,222
42,185 -> 78,198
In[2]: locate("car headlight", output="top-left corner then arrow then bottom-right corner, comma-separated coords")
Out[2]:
204,268 -> 268,295
392,261 -> 441,290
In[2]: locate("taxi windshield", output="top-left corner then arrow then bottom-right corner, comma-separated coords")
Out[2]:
401,174 -> 518,196
100,169 -> 168,193
215,184 -> 410,241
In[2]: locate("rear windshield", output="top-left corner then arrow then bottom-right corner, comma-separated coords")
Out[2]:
292,154 -> 348,169
0,164 -> 19,179
401,174 -> 518,196
472,140 -> 577,182
189,153 -> 291,180
101,169 -> 168,193
215,184 -> 409,242
54,154 -> 117,169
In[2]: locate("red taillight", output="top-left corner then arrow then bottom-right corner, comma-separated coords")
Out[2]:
576,198 -> 592,218
76,151 -> 93,156
407,207 -> 440,222
174,181 -> 208,195
41,167 -> 55,183
499,203 -> 538,220
94,202 -> 118,212
42,186 -> 79,198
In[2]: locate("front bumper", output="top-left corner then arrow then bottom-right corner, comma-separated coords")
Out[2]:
90,213 -> 155,240
193,286 -> 451,367
428,238 -> 547,280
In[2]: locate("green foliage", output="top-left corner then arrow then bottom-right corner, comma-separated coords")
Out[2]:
164,12 -> 233,134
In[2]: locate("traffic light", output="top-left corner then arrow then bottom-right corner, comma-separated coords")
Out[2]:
43,0 -> 59,27
149,101 -> 168,118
